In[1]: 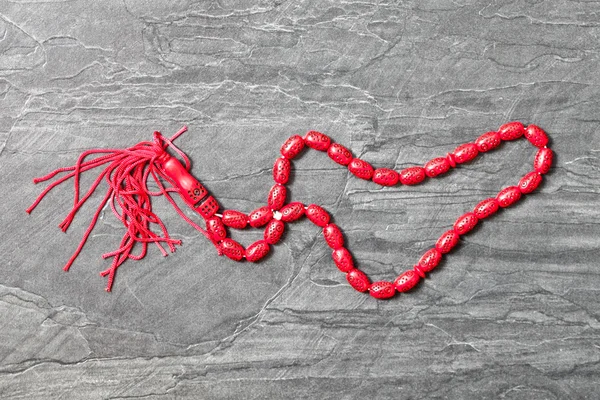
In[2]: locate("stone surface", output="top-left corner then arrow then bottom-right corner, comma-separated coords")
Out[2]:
1,1 -> 600,398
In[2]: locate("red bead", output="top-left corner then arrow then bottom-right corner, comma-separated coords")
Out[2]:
446,153 -> 457,168
519,171 -> 543,194
304,130 -> 331,151
394,270 -> 421,292
264,219 -> 285,245
453,212 -> 479,235
399,166 -> 426,185
524,125 -> 548,148
332,248 -> 354,272
161,156 -> 208,205
346,269 -> 370,292
424,157 -> 451,178
369,281 -> 396,299
323,224 -> 344,249
418,248 -> 442,272
249,206 -> 273,228
436,230 -> 459,254
473,198 -> 499,219
413,265 -> 426,278
327,143 -> 353,166
273,157 -> 291,184
372,168 -> 399,186
475,131 -> 501,152
222,210 -> 248,229
306,204 -> 330,227
206,217 -> 227,242
280,202 -> 305,222
267,184 -> 286,211
280,135 -> 305,159
534,147 -> 553,174
348,158 -> 374,180
245,240 -> 270,262
221,238 -> 244,261
496,186 -> 522,208
196,196 -> 219,219
498,121 -> 525,141
453,143 -> 479,164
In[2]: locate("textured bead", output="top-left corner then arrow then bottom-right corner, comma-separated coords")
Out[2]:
446,153 -> 457,168
264,219 -> 285,245
267,184 -> 286,211
304,130 -> 331,151
348,158 -> 374,180
369,281 -> 396,299
473,198 -> 499,219
273,157 -> 291,184
436,230 -> 460,254
245,240 -> 270,262
498,121 -> 525,141
496,186 -> 522,208
453,143 -> 479,164
332,248 -> 354,273
248,206 -> 273,228
519,171 -> 543,194
347,269 -> 370,292
221,238 -> 245,261
475,131 -> 501,152
399,167 -> 426,185
394,270 -> 421,292
413,265 -> 426,278
280,202 -> 305,222
534,147 -> 553,174
327,143 -> 353,166
372,168 -> 399,186
196,196 -> 219,219
206,217 -> 227,242
323,224 -> 344,249
280,135 -> 305,159
418,248 -> 442,272
453,212 -> 479,235
524,125 -> 549,148
424,157 -> 451,178
222,210 -> 248,229
306,204 -> 330,227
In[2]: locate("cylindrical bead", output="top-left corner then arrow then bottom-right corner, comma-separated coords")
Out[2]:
524,125 -> 549,148
267,184 -> 287,211
346,269 -> 370,292
220,238 -> 245,261
424,157 -> 451,178
280,135 -> 305,159
332,248 -> 354,273
418,248 -> 442,272
161,156 -> 208,206
475,131 -> 501,152
394,270 -> 421,292
534,147 -> 553,174
222,210 -> 248,229
453,143 -> 479,164
372,168 -> 399,186
327,143 -> 353,166
436,230 -> 460,254
519,171 -> 543,194
399,166 -> 426,185
273,157 -> 291,184
369,281 -> 396,299
473,198 -> 499,219
206,217 -> 227,242
248,206 -> 273,228
348,158 -> 374,180
498,121 -> 525,141
264,219 -> 285,245
323,224 -> 344,249
304,130 -> 331,151
280,202 -> 305,222
453,212 -> 479,235
496,186 -> 522,208
306,204 -> 330,227
245,240 -> 270,262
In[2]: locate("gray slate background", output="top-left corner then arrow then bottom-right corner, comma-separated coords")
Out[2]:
1,0 -> 599,399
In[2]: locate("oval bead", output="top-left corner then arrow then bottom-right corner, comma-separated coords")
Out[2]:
453,212 -> 479,235
424,157 -> 451,178
248,206 -> 273,228
394,270 -> 421,292
327,143 -> 353,166
323,224 -> 344,249
475,131 -> 501,152
264,219 -> 285,245
332,248 -> 354,273
206,216 -> 227,242
280,135 -> 305,159
519,171 -> 543,194
348,158 -> 374,180
399,166 -> 426,185
221,210 -> 248,229
496,186 -> 522,208
273,157 -> 291,184
369,281 -> 396,299
346,269 -> 370,292
498,121 -> 525,141
220,238 -> 245,261
304,130 -> 331,151
267,184 -> 286,211
245,240 -> 270,262
280,202 -> 305,222
306,204 -> 330,227
418,248 -> 442,273
534,147 -> 553,174
453,143 -> 479,164
436,230 -> 460,254
473,198 -> 500,219
524,125 -> 548,148
372,168 -> 399,186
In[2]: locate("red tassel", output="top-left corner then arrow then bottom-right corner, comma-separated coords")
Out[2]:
26,126 -> 221,292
